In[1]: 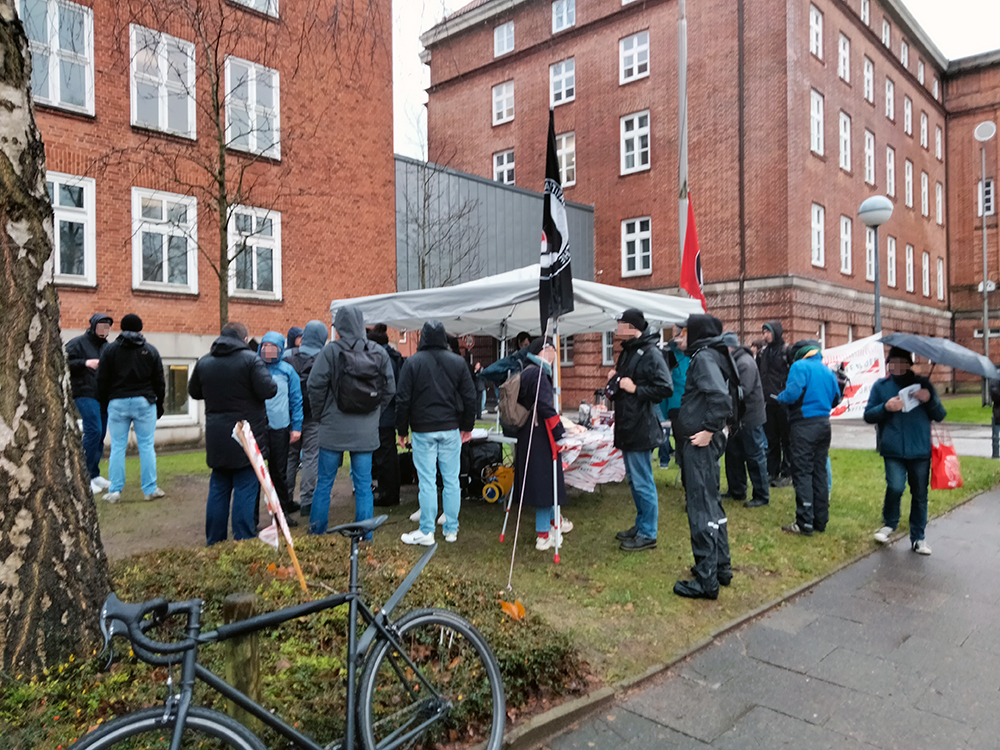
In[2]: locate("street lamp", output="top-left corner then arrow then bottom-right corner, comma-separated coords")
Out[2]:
974,120 -> 996,405
859,195 -> 894,334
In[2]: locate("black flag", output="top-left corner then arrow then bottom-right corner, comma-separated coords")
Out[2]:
539,109 -> 574,332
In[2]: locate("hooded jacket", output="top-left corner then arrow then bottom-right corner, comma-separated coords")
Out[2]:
611,325 -> 673,451
378,343 -> 405,430
757,321 -> 792,397
96,330 -> 166,412
258,332 -> 304,433
307,307 -> 395,452
732,345 -> 766,429
775,344 -> 841,420
396,321 -> 478,434
676,314 -> 735,438
864,371 -> 946,459
189,332 -> 277,469
660,339 -> 690,416
285,320 -> 329,421
284,325 -> 304,360
66,312 -> 112,399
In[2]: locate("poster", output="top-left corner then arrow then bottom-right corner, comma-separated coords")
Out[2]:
822,333 -> 886,420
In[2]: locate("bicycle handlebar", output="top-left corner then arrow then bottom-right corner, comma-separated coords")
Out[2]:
101,593 -> 202,659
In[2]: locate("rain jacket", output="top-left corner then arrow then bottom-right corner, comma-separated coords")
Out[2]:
757,320 -> 792,397
775,344 -> 840,420
258,331 -> 304,432
286,320 -> 328,421
283,325 -> 304,360
611,326 -> 673,451
96,330 -> 165,412
660,339 -> 690,418
732,345 -> 766,429
481,347 -> 531,384
66,312 -> 112,399
675,315 -> 734,438
864,372 -> 946,459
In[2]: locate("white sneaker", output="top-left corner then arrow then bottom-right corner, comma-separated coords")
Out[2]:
553,516 -> 573,534
104,491 -> 121,503
401,529 -> 435,546
873,526 -> 893,544
144,488 -> 165,501
93,476 -> 110,490
536,531 -> 562,551
444,532 -> 457,543
437,513 -> 446,526
90,478 -> 104,495
912,540 -> 932,556
408,509 -> 421,523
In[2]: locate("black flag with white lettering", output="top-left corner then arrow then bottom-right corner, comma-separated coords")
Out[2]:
539,109 -> 574,332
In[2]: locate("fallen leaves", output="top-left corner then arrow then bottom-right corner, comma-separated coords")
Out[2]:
499,599 -> 526,620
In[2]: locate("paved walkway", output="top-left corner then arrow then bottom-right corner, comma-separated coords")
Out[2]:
546,488 -> 1000,750
831,419 -> 995,458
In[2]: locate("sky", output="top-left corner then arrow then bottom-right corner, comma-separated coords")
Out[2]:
392,0 -> 1000,159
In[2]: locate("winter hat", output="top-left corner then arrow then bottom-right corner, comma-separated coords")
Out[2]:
120,313 -> 143,332
721,332 -> 740,349
887,346 -> 914,364
791,339 -> 822,361
527,337 -> 550,356
617,308 -> 647,332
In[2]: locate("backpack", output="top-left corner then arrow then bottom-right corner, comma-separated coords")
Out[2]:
719,349 -> 746,434
336,341 -> 386,414
498,371 -> 530,431
288,351 -> 318,420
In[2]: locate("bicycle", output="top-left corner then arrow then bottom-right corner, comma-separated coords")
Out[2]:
71,515 -> 505,750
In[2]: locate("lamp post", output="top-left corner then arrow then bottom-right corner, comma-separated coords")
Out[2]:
975,121 -> 997,405
858,195 -> 894,334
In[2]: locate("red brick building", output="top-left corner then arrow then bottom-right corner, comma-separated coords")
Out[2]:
31,0 -> 394,442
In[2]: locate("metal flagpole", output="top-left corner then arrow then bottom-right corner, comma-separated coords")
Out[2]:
678,0 -> 689,265
551,319 -> 561,565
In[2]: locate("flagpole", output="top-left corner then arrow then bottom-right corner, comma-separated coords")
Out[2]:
551,319 -> 561,565
678,0 -> 689,267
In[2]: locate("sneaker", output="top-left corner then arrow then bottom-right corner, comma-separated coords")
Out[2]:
144,488 -> 165,501
93,476 -> 111,490
912,540 -> 932,556
873,526 -> 894,544
536,532 -> 561,551
444,532 -> 457,543
90,478 -> 104,495
552,517 -> 573,534
620,535 -> 657,551
615,525 -> 638,542
781,522 -> 813,537
104,491 -> 121,503
437,513 -> 446,526
400,529 -> 435,546
408,509 -> 421,522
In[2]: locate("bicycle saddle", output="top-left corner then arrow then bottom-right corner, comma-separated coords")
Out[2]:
327,515 -> 388,538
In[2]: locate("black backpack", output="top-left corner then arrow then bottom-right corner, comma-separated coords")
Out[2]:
336,341 -> 386,414
718,348 -> 746,434
287,351 -> 318,420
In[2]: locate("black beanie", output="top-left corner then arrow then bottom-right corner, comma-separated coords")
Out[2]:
527,337 -> 546,356
120,313 -> 143,332
617,308 -> 647,332
887,346 -> 913,364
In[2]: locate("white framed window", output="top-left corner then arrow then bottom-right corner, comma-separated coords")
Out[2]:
810,89 -> 824,155
550,58 -> 575,106
904,160 -> 913,207
839,216 -> 852,275
838,34 -> 850,82
886,146 -> 895,197
866,227 -> 877,281
224,56 -> 280,159
903,96 -> 912,135
809,5 -> 823,59
559,335 -> 575,367
860,0 -> 870,25
602,331 -> 615,367
933,77 -> 939,100
979,179 -> 996,217
131,187 -> 198,294
556,132 -> 576,186
881,19 -> 890,48
552,0 -> 575,33
130,25 -> 196,138
863,57 -> 874,103
620,31 -> 650,84
621,217 -> 652,276
819,321 -> 827,349
160,359 -> 198,426
620,111 -> 650,174
493,149 -> 514,185
886,236 -> 897,287
811,203 -> 825,267
917,60 -> 925,85
21,0 -> 94,114
920,112 -> 928,148
922,251 -> 930,297
905,244 -> 914,292
935,126 -> 942,160
231,0 -> 278,17
885,78 -> 894,120
839,111 -> 851,171
937,258 -> 945,301
47,171 -> 96,287
492,80 -> 514,125
900,40 -> 909,68
921,171 -> 929,216
864,130 -> 875,184
229,205 -> 281,300
494,21 -> 514,56
936,182 -> 943,224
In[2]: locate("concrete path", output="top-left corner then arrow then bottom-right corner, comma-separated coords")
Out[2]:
832,419 -> 994,458
545,489 -> 1000,750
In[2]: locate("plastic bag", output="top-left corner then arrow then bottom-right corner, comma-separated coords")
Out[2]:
931,425 -> 963,490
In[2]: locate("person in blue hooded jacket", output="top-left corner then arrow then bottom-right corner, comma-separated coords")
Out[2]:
258,332 -> 304,526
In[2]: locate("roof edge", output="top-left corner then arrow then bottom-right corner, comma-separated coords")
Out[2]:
948,48 -> 1000,75
883,0 -> 947,70
420,0 -> 530,49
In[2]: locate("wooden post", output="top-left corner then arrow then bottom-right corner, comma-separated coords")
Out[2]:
223,593 -> 261,732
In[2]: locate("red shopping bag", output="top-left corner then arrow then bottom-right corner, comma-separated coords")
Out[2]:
930,425 -> 963,490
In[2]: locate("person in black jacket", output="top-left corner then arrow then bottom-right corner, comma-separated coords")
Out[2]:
188,321 -> 277,545
757,321 -> 793,486
96,314 -> 166,503
721,332 -> 770,508
396,321 -> 478,546
284,319 -> 328,516
674,314 -> 736,600
369,324 -> 405,506
66,312 -> 113,493
608,308 -> 673,552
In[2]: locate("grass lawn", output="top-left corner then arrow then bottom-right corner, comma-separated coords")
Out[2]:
943,395 -> 993,425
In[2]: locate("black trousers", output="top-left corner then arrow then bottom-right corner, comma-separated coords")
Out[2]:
372,427 -> 401,506
255,427 -> 293,527
764,400 -> 792,479
789,417 -> 831,532
682,431 -> 731,588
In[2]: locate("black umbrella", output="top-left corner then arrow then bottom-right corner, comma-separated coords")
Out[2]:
880,333 -> 1000,380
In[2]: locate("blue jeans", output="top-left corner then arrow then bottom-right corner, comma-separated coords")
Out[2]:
206,466 -> 259,545
411,430 -> 462,536
309,449 -> 374,537
623,449 -> 658,539
107,397 -> 158,495
882,456 -> 930,543
536,505 -> 554,533
75,397 -> 107,479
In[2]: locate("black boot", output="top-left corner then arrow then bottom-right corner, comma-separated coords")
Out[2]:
673,579 -> 719,600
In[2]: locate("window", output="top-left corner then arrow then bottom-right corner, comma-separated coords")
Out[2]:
494,21 -> 514,56
866,227 -> 877,281
231,0 -> 278,17
881,19 -> 890,48
559,335 -> 575,366
225,57 -> 280,158
886,236 -> 896,287
905,244 -> 914,292
550,58 -> 575,105
933,77 -> 939,100
864,130 -> 875,184
229,206 -> 281,299
838,34 -> 850,81
937,258 -> 945,301
493,149 -> 514,184
936,182 -> 943,224
904,160 -> 913,207
921,171 -> 929,216
886,146 -> 895,196
917,60 -> 925,84
863,57 -> 874,103
552,0 -> 575,33
810,89 -> 824,155
21,0 -> 94,114
840,216 -> 852,274
860,0 -> 870,25
602,331 -> 615,366
809,5 -> 823,59
131,187 -> 198,294
621,111 -> 650,174
160,361 -> 197,425
903,96 -> 912,135
130,25 -> 196,138
839,111 -> 851,170
556,132 -> 576,186
900,40 -> 909,68
885,78 -> 894,120
811,203 -> 825,267
47,172 -> 95,286
922,251 -> 930,297
920,112 -> 928,148
979,179 -> 996,217
492,80 -> 514,125
620,31 -> 649,84
621,217 -> 652,276
935,126 -> 942,160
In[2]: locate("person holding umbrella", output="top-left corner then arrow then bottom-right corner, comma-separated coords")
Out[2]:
864,347 -> 946,556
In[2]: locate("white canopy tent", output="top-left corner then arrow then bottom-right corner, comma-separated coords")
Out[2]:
329,265 -> 703,338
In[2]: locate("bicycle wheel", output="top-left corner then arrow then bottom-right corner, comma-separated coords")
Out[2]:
69,706 -> 266,750
358,608 -> 505,750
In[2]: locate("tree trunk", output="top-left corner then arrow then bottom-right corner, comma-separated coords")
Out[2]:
0,1 -> 110,676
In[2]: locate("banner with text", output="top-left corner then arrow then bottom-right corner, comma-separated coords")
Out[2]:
823,333 -> 886,420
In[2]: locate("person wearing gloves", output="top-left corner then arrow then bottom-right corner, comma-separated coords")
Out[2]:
257,332 -> 304,526
864,347 -> 946,555
721,332 -> 770,507
775,339 -> 841,536
66,312 -> 113,494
